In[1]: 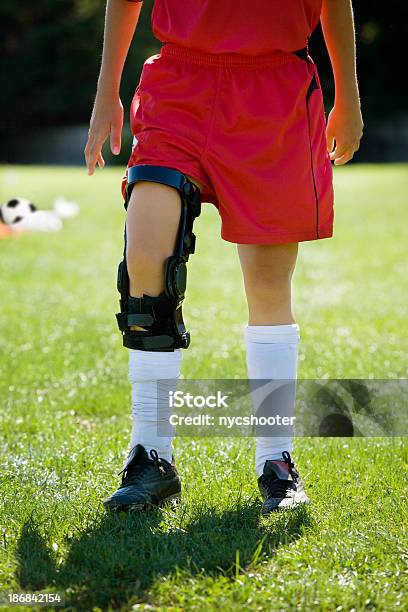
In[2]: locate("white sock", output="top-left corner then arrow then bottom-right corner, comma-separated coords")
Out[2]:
129,349 -> 181,462
244,324 -> 300,476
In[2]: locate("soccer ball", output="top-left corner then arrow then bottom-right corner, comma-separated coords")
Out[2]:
0,197 -> 37,225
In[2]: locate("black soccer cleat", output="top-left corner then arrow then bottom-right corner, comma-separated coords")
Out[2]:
258,451 -> 310,514
104,444 -> 181,512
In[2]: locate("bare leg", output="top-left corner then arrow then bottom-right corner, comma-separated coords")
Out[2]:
126,176 -> 202,296
237,243 -> 298,325
126,182 -> 181,297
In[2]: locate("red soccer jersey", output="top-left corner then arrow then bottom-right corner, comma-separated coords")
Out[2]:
151,0 -> 323,56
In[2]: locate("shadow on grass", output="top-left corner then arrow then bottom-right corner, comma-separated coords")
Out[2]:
16,502 -> 311,609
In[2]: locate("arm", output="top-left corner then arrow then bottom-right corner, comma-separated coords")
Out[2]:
321,0 -> 363,165
85,0 -> 143,175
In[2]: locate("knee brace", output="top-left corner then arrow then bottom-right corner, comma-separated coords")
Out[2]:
116,165 -> 201,351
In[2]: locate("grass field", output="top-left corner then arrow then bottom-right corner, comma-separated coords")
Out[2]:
0,164 -> 407,611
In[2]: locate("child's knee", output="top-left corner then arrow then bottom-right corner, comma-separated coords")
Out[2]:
126,242 -> 166,297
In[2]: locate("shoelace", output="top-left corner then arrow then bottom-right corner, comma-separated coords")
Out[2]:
264,478 -> 296,499
118,448 -> 165,486
263,451 -> 299,498
282,451 -> 299,480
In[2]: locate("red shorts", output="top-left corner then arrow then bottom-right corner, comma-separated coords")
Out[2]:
122,43 -> 334,244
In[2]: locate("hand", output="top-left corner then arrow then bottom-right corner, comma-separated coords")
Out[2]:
84,90 -> 124,175
326,99 -> 363,166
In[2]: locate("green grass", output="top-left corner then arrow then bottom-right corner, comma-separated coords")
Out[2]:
0,164 -> 407,611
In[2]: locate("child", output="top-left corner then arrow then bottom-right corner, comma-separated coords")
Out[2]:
85,0 -> 363,513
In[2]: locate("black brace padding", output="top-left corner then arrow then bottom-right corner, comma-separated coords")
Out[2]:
126,165 -> 198,206
116,164 -> 201,351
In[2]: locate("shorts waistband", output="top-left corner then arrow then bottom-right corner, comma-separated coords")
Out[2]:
161,43 -> 309,68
